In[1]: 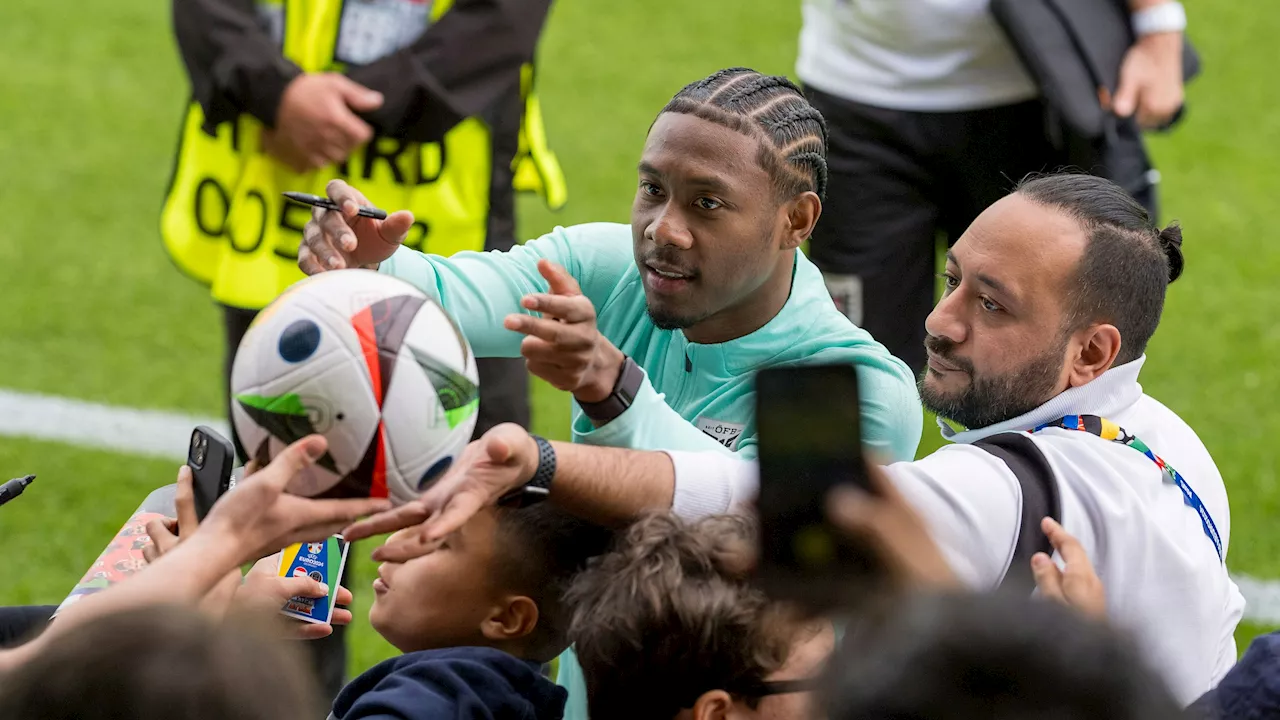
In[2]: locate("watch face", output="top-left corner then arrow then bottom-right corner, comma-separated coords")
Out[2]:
522,486 -> 552,505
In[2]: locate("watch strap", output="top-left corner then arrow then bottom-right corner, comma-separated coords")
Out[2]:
577,356 -> 644,425
498,435 -> 556,508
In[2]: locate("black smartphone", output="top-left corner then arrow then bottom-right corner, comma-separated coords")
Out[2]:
754,363 -> 881,607
188,426 -> 235,521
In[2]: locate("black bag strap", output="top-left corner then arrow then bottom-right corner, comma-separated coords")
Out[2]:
971,432 -> 1062,595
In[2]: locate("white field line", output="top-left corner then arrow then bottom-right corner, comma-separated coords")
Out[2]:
0,388 -> 228,462
1,387 -> 1278,626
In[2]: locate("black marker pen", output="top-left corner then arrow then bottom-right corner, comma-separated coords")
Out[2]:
0,475 -> 35,508
283,192 -> 388,220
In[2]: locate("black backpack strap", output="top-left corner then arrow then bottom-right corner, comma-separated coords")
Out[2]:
971,432 -> 1062,595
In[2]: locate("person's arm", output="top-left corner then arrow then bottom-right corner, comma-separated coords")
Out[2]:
377,226 -> 632,358
343,0 -> 554,143
0,528 -> 244,671
300,181 -> 634,357
344,425 -> 702,557
1113,0 -> 1187,128
572,351 -> 922,463
342,428 -> 765,566
669,445 -> 1024,586
572,374 -> 751,455
0,436 -> 389,671
172,0 -> 301,130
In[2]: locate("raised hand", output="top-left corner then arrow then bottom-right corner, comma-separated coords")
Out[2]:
237,555 -> 354,640
505,259 -> 625,406
342,424 -> 538,563
1031,517 -> 1107,620
267,73 -> 383,172
298,179 -> 415,274
200,435 -> 392,566
1111,32 -> 1185,130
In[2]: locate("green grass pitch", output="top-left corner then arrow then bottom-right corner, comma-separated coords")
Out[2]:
0,0 -> 1276,673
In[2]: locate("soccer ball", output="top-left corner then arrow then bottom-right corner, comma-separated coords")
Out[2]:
229,270 -> 480,505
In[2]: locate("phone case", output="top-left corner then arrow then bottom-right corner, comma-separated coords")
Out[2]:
189,426 -> 235,521
277,535 -> 351,624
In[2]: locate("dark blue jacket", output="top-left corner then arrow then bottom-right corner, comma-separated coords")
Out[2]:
330,646 -> 566,720
1189,631 -> 1280,719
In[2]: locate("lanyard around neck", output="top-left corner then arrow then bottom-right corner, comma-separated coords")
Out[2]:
1031,415 -> 1224,563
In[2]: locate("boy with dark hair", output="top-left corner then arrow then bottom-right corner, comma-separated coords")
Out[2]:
567,512 -> 829,720
331,503 -> 612,719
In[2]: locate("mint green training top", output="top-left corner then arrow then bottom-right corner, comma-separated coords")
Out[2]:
380,222 -> 921,720
379,221 -> 922,463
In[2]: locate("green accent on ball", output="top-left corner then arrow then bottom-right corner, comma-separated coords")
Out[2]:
235,393 -> 309,417
408,347 -> 480,423
444,399 -> 480,430
235,393 -> 340,474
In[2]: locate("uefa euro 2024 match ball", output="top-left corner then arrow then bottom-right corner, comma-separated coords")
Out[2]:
230,270 -> 480,506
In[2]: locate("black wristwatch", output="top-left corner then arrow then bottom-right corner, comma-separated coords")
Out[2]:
577,355 -> 644,425
497,435 -> 556,508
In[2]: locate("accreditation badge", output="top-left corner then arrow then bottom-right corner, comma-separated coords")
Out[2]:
335,0 -> 433,66
696,416 -> 746,451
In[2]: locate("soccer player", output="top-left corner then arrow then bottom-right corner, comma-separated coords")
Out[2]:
300,67 -> 923,467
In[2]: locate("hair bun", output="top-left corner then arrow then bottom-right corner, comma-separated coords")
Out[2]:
1158,223 -> 1184,283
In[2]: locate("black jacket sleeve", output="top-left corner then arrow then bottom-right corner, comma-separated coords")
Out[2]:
344,0 -> 554,143
172,0 -> 302,132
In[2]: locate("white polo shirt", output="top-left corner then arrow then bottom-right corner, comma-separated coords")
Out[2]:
796,0 -> 1039,112
667,357 -> 1243,705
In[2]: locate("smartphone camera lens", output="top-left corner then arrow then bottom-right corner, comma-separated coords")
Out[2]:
191,433 -> 208,468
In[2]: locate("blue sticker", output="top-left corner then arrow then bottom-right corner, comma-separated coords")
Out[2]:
418,456 -> 454,490
278,319 -> 321,363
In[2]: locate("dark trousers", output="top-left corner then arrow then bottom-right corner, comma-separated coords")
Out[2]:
221,303 -> 530,700
805,88 -> 1155,375
0,605 -> 56,649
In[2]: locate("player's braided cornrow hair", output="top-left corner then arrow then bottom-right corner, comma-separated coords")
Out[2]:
658,67 -> 829,201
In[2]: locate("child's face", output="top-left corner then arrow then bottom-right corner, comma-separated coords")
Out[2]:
368,507 -> 506,653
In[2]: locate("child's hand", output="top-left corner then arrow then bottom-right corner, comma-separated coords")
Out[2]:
236,555 -> 354,640
201,435 -> 392,565
141,465 -> 202,564
1031,517 -> 1107,620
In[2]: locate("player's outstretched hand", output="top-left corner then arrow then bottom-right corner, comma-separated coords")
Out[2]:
1031,517 -> 1107,620
236,555 -> 353,641
299,179 -> 415,274
342,424 -> 537,562
202,435 -> 392,565
505,260 -> 626,411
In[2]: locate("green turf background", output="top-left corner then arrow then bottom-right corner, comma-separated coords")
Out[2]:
1,0 -> 1276,673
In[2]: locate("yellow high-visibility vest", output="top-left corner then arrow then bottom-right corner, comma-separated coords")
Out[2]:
161,0 -> 566,310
